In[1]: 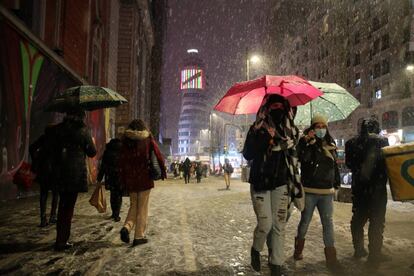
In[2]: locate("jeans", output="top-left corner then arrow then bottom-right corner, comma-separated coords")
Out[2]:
297,193 -> 335,247
251,185 -> 289,265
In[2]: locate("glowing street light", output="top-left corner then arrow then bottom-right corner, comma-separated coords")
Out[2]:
406,65 -> 414,71
250,55 -> 261,64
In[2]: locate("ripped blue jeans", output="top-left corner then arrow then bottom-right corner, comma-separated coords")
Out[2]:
251,185 -> 289,266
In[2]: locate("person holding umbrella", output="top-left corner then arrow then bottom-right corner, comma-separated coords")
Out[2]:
243,94 -> 300,276
293,114 -> 343,272
54,109 -> 97,251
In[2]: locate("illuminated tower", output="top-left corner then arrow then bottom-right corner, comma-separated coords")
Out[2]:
177,49 -> 209,158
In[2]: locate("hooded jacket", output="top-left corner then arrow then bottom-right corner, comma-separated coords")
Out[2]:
118,129 -> 166,192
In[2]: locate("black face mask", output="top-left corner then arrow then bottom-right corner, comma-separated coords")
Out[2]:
269,109 -> 285,123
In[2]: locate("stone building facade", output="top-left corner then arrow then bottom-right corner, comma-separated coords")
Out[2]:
0,0 -> 166,199
269,0 -> 414,145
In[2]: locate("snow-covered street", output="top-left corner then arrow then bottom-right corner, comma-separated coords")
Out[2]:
0,177 -> 413,275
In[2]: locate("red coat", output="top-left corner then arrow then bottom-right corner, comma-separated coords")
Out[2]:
119,130 -> 166,192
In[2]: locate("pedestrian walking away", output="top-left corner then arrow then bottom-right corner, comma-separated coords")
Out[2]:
97,138 -> 123,222
294,114 -> 343,272
243,94 -> 301,276
118,119 -> 166,247
29,124 -> 60,227
195,162 -> 203,183
182,158 -> 191,184
345,118 -> 391,264
54,110 -> 97,251
223,158 -> 233,189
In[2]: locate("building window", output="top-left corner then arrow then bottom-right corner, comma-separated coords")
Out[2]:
382,59 -> 390,74
372,17 -> 380,31
382,111 -> 399,129
355,72 -> 361,87
373,63 -> 381,79
381,34 -> 389,50
354,53 -> 360,66
402,106 -> 414,127
375,87 -> 382,99
354,32 -> 360,44
373,39 -> 380,54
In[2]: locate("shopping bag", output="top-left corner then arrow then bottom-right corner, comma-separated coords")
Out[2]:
89,184 -> 107,213
13,162 -> 36,190
382,142 -> 414,201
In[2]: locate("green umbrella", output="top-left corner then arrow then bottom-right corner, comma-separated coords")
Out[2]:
294,81 -> 360,126
45,85 -> 128,112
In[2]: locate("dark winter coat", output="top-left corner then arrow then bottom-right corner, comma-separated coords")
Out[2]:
297,136 -> 340,192
97,138 -> 122,191
345,134 -> 389,195
243,125 -> 289,191
118,129 -> 166,193
55,119 -> 97,193
182,158 -> 191,174
29,125 -> 60,190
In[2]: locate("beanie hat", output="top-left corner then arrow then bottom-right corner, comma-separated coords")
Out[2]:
311,114 -> 328,126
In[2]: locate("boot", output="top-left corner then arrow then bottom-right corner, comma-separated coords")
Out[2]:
367,252 -> 392,264
324,247 -> 344,272
353,247 -> 368,259
293,237 -> 305,260
250,247 -> 261,272
49,215 -> 57,224
270,264 -> 282,276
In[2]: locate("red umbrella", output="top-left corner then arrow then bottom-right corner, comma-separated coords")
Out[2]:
214,75 -> 323,115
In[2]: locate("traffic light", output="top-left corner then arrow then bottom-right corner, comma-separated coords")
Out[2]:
223,145 -> 228,154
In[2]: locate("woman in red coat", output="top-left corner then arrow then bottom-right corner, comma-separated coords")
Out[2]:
119,119 -> 166,246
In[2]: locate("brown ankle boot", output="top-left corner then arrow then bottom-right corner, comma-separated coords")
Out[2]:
324,247 -> 344,272
293,237 -> 305,260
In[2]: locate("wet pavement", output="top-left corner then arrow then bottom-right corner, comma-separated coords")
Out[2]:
0,176 -> 413,276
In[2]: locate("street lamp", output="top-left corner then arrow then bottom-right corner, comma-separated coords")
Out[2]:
406,65 -> 414,71
246,54 -> 261,81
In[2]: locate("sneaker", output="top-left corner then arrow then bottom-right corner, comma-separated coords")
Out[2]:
113,216 -> 121,222
132,238 -> 148,246
353,248 -> 368,259
120,227 -> 130,243
251,247 -> 261,272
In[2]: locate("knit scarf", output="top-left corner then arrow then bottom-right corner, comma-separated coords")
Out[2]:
255,104 -> 303,199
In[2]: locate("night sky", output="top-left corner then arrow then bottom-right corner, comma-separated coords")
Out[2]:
160,0 -> 274,145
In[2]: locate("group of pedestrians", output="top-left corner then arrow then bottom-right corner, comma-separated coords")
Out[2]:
243,94 -> 390,275
30,115 -> 166,250
29,97 -> 391,274
30,110 -> 97,251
